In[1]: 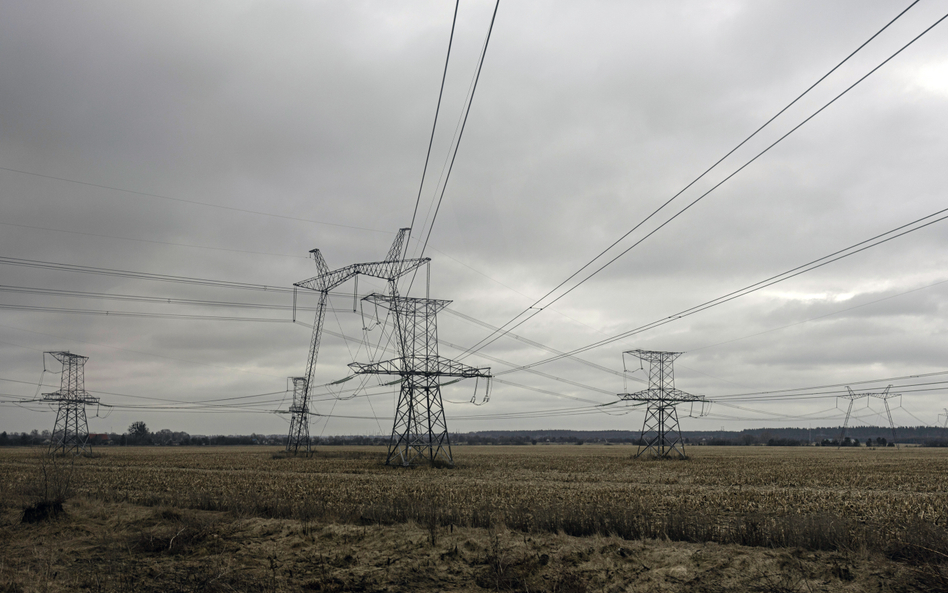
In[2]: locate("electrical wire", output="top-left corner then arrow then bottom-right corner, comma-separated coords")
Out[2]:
458,4 -> 940,360
496,205 -> 948,375
0,304 -> 293,322
0,284 -> 325,311
0,256 -> 297,293
688,276 -> 948,353
406,0 -> 460,256
417,0 -> 500,260
0,258 -> 632,389
710,370 -> 948,401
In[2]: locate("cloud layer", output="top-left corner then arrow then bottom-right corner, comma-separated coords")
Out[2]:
2,1 -> 947,437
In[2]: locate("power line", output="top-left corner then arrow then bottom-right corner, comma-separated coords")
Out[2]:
445,308 -> 634,380
459,4 -> 940,359
0,272 -> 634,399
0,256 -> 297,293
711,370 -> 948,401
406,0 -> 460,255
0,284 -> 337,312
497,205 -> 948,374
0,304 -> 294,323
417,0 -> 501,259
688,277 -> 948,353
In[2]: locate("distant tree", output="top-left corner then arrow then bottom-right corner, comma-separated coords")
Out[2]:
128,421 -> 149,444
0,431 -> 8,446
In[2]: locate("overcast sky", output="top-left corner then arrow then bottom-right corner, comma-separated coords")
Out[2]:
2,1 -> 947,438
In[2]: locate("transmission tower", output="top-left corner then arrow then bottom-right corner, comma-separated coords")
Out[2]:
42,351 -> 99,455
941,408 -> 948,429
618,350 -> 706,459
289,228 -> 428,454
350,294 -> 490,467
838,385 -> 899,448
285,377 -> 310,453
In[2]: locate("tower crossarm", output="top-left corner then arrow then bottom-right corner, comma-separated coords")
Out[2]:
295,228 -> 429,291
618,388 -> 704,403
349,356 -> 490,379
42,391 -> 99,404
295,258 -> 430,292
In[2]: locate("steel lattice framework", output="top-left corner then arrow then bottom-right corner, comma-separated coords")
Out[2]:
285,377 -> 310,453
350,294 -> 490,466
42,351 -> 99,455
289,228 -> 428,454
618,350 -> 705,459
838,385 -> 899,448
941,408 -> 948,430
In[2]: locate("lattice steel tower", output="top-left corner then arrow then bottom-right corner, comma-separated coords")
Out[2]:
941,408 -> 948,429
618,350 -> 705,459
42,351 -> 99,455
290,228 -> 428,454
285,377 -> 310,453
350,294 -> 490,467
838,385 -> 899,448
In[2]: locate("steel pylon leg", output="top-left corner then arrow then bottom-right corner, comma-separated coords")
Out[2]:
386,377 -> 452,467
635,404 -> 686,459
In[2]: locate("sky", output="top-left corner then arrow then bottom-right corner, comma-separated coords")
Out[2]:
2,0 -> 947,438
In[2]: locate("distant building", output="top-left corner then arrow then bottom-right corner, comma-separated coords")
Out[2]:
87,433 -> 112,446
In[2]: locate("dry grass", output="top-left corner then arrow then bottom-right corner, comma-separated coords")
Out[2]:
1,445 -> 946,591
0,500 -> 923,592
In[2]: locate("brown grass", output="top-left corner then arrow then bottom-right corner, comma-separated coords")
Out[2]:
1,445 -> 946,591
0,500 -> 925,592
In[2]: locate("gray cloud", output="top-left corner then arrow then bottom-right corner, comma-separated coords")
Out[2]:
2,1 -> 947,437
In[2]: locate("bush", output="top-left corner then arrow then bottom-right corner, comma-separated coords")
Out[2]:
19,452 -> 76,524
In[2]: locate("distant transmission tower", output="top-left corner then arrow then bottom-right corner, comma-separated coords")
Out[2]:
285,377 -> 310,454
941,408 -> 948,429
42,351 -> 99,455
290,228 -> 428,454
838,385 -> 899,448
618,350 -> 706,459
350,294 -> 490,467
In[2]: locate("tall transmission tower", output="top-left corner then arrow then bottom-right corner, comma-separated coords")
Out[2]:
350,294 -> 490,467
941,408 -> 948,429
838,385 -> 899,448
285,377 -> 310,454
618,350 -> 706,459
42,351 -> 99,455
289,228 -> 428,454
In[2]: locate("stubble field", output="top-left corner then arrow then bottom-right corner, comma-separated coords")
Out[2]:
1,445 -> 947,591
